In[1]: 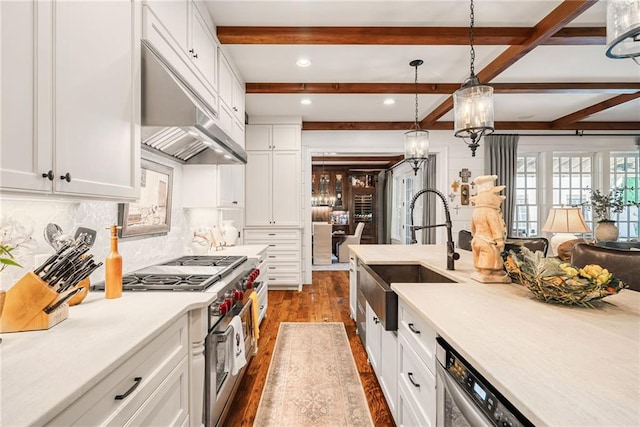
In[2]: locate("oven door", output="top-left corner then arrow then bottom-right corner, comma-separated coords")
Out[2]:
205,294 -> 255,427
436,362 -> 493,427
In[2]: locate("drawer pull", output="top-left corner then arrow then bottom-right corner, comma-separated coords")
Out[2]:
408,372 -> 420,388
408,323 -> 421,334
260,305 -> 265,309
115,377 -> 142,400
269,244 -> 276,247
268,255 -> 276,258
268,266 -> 276,269
268,233 -> 276,236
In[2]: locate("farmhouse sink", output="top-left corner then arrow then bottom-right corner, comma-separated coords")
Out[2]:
358,263 -> 456,331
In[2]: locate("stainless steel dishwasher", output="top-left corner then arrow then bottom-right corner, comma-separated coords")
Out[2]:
435,338 -> 533,427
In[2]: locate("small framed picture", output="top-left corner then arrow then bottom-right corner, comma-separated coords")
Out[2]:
118,159 -> 173,238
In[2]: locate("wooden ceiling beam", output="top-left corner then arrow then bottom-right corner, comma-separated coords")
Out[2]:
302,121 -> 640,131
217,26 -> 604,45
552,92 -> 640,126
420,0 -> 599,127
246,82 -> 640,95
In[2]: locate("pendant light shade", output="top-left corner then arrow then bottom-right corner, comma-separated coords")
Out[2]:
606,0 -> 640,62
404,59 -> 429,175
453,0 -> 494,157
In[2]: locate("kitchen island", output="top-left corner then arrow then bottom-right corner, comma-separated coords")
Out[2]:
0,291 -> 216,426
350,244 -> 640,426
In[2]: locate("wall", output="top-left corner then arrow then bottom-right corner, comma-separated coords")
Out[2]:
0,152 -> 221,290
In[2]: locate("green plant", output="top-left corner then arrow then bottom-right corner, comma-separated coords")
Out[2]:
583,187 -> 639,222
0,243 -> 22,271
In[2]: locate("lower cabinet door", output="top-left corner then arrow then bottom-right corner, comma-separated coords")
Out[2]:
125,357 -> 189,426
398,380 -> 431,427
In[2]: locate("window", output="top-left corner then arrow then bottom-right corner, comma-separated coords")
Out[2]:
610,152 -> 640,239
552,154 -> 592,210
514,155 -> 538,236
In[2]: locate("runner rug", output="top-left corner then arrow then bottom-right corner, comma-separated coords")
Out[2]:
254,322 -> 374,426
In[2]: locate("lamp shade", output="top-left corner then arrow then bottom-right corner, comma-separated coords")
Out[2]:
541,207 -> 591,233
404,129 -> 429,161
606,0 -> 640,59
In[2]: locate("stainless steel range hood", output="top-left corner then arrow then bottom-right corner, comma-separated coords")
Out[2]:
141,41 -> 247,165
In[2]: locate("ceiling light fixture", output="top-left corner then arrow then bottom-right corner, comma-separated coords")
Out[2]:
453,0 -> 494,157
384,98 -> 396,105
606,0 -> 640,63
404,59 -> 429,176
300,98 -> 312,105
296,58 -> 311,67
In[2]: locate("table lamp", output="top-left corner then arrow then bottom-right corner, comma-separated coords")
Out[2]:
541,207 -> 591,256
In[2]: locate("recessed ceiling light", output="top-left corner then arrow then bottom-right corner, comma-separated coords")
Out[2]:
296,58 -> 311,67
383,98 -> 396,105
300,98 -> 312,105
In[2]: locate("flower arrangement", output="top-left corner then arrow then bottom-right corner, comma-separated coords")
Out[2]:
504,247 -> 627,307
0,218 -> 36,272
582,187 -> 639,222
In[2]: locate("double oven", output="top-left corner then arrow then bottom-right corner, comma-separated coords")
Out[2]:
93,255 -> 263,427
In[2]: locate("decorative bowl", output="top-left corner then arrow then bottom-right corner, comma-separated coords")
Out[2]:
504,247 -> 627,307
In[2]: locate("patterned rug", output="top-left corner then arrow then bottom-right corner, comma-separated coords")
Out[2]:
254,322 -> 374,426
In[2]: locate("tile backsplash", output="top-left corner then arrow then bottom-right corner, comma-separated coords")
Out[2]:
0,155 -> 226,290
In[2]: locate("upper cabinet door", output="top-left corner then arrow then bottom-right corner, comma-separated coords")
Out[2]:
144,0 -> 188,53
272,125 -> 300,151
53,0 -> 139,199
0,1 -> 52,193
232,78 -> 245,122
245,125 -> 272,151
218,50 -> 234,108
190,6 -> 218,96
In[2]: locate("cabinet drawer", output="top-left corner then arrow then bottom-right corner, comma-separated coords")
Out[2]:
264,250 -> 300,262
266,262 -> 300,274
398,334 -> 436,425
398,299 -> 437,373
124,356 -> 189,426
49,316 -> 188,426
266,272 -> 300,286
398,377 -> 432,427
245,228 -> 301,241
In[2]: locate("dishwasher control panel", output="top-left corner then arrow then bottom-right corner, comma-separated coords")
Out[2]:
438,338 -> 532,427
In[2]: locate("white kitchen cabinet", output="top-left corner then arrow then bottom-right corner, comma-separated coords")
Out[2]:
245,124 -> 300,151
0,0 -> 139,200
396,299 -> 438,427
349,254 -> 358,320
182,164 -> 244,209
48,315 -> 190,426
218,165 -> 244,208
218,48 -> 245,147
245,150 -> 300,226
365,302 -> 381,373
244,228 -> 301,290
365,300 -> 398,421
142,1 -> 218,117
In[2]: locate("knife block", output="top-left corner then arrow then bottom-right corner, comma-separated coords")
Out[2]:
0,272 -> 69,333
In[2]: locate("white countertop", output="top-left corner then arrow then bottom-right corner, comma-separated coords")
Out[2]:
350,244 -> 640,426
0,291 -> 216,426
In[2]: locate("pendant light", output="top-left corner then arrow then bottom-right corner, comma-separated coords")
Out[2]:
606,0 -> 640,63
404,59 -> 429,175
453,0 -> 494,157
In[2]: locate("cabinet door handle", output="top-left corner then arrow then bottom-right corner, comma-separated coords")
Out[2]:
115,377 -> 142,400
408,323 -> 421,334
42,170 -> 54,181
408,372 -> 420,388
260,305 -> 264,310
373,316 -> 379,324
59,172 -> 71,182
233,106 -> 238,112
189,48 -> 195,53
193,53 -> 198,59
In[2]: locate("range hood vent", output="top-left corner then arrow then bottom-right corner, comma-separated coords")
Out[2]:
141,41 -> 247,165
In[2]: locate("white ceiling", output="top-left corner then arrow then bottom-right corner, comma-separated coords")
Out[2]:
203,0 -> 639,128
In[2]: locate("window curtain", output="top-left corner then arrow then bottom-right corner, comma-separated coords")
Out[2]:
422,154 -> 438,244
484,134 -> 519,235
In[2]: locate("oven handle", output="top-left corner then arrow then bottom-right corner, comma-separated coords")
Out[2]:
212,290 -> 255,335
436,362 -> 493,427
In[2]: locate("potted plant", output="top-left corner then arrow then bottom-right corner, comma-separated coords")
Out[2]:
583,188 -> 638,241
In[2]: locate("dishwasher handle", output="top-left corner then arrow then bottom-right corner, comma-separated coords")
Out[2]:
436,362 -> 493,427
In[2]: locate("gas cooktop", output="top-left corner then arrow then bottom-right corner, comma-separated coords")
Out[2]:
92,255 -> 248,292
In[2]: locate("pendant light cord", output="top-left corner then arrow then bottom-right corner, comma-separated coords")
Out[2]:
414,64 -> 419,130
469,0 -> 476,77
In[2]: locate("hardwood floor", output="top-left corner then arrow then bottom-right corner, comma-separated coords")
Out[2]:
222,271 -> 395,426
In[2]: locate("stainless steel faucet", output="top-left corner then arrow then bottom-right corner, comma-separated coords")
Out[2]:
409,188 -> 460,270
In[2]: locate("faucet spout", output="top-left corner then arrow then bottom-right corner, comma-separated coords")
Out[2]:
409,188 -> 461,270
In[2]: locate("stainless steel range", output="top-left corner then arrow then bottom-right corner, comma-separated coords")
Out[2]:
93,255 -> 247,292
93,255 -> 263,427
